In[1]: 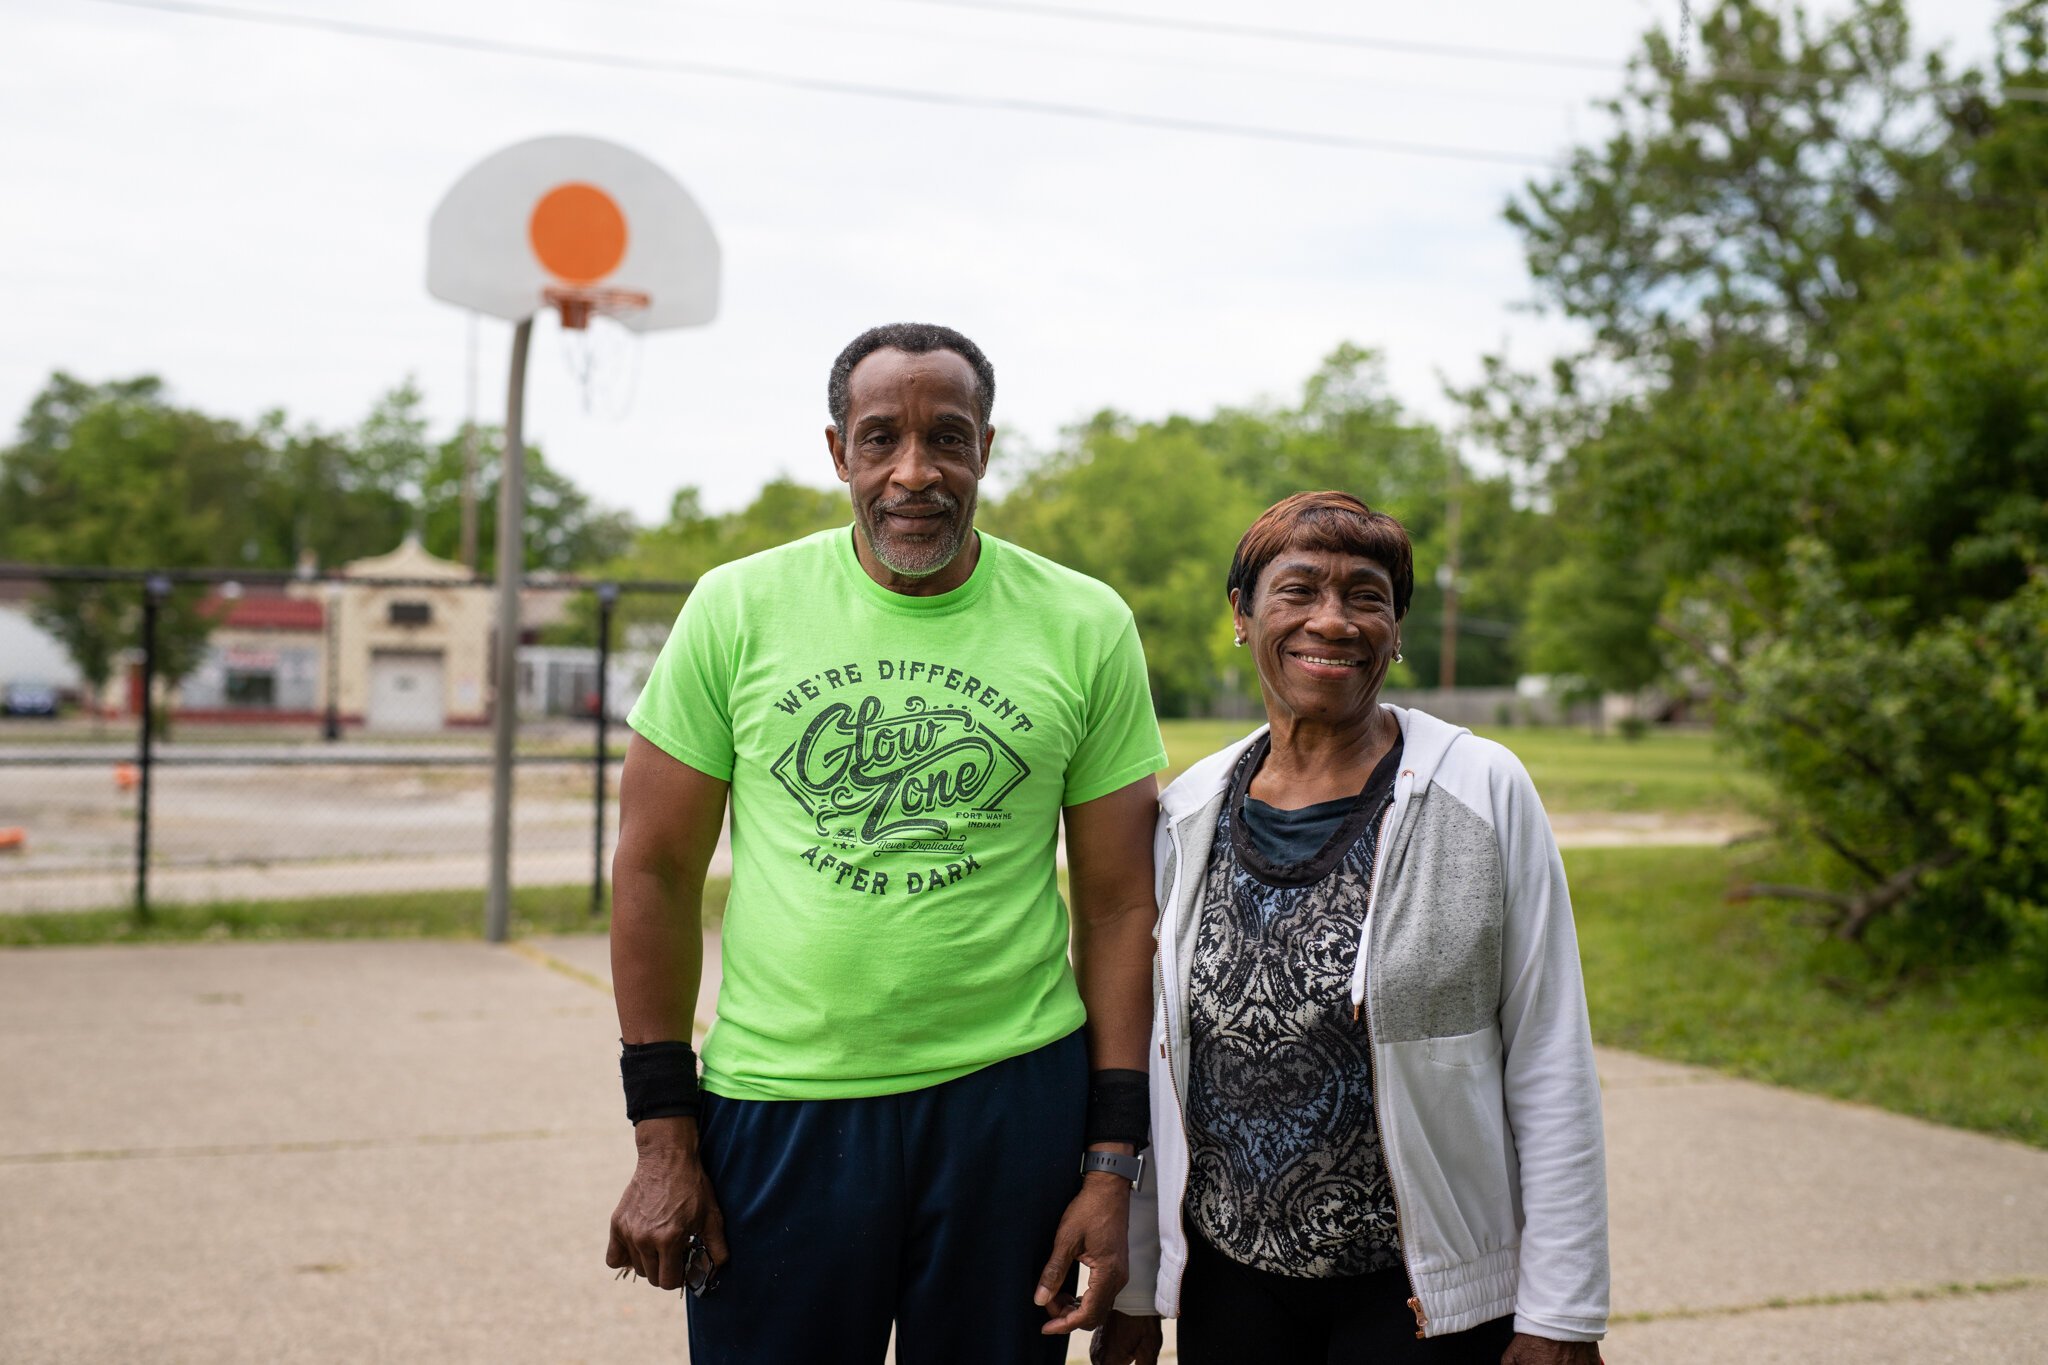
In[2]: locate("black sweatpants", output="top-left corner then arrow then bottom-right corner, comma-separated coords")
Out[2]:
1177,1226 -> 1518,1365
684,1029 -> 1087,1365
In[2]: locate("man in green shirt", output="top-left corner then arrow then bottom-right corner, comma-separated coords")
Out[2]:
604,323 -> 1166,1364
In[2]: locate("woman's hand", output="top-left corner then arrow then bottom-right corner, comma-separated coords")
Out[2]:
1501,1333 -> 1602,1364
1090,1310 -> 1163,1365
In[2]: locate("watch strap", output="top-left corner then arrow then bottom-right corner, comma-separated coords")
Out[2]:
1079,1149 -> 1144,1188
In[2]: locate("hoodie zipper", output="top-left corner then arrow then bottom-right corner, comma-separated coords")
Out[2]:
1154,819 -> 1196,1317
1359,770 -> 1430,1337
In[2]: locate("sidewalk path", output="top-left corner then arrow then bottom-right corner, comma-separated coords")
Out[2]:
2,935 -> 2041,1362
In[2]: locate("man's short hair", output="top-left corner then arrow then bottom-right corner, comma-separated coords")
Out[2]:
827,323 -> 997,432
1227,491 -> 1415,620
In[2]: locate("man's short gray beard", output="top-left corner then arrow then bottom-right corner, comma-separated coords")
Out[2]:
867,515 -> 967,578
861,495 -> 971,578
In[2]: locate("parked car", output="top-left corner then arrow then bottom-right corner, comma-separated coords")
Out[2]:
1,683 -> 59,717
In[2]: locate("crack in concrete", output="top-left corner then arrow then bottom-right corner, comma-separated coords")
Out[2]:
1117,1276 -> 2048,1363
505,940 -> 613,997
1613,1274 -> 2048,1325
0,1126 -> 612,1166
504,940 -> 712,1039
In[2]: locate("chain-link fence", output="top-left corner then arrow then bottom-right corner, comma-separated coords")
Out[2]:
0,566 -> 688,923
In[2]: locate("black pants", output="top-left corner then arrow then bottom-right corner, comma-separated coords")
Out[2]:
684,1029 -> 1086,1365
1177,1227 -> 1518,1365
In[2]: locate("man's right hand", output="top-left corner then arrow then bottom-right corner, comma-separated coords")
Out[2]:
1090,1310 -> 1162,1365
605,1116 -> 730,1290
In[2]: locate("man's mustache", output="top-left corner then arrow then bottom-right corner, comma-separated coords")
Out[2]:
875,494 -> 960,516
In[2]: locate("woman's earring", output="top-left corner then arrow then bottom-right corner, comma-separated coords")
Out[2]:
1393,648 -> 1404,663
1233,636 -> 1244,648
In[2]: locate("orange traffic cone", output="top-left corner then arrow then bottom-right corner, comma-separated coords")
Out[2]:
114,763 -> 140,792
0,827 -> 25,852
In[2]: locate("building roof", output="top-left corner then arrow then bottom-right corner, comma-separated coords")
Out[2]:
341,534 -> 472,582
205,595 -> 326,632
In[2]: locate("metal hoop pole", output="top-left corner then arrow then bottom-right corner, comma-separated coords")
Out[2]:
592,581 -> 618,918
134,574 -> 168,924
486,317 -> 533,944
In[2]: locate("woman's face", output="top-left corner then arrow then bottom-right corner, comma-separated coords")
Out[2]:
1233,546 -> 1401,729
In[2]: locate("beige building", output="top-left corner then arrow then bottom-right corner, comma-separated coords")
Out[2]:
307,537 -> 493,731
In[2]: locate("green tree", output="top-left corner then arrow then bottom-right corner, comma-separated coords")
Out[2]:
986,420 -> 1261,716
0,375 -> 261,693
1473,1 -> 2048,968
416,424 -> 634,576
1519,550 -> 1666,703
597,478 -> 849,640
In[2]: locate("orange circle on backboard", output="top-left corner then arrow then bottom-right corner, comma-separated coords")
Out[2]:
528,183 -> 628,285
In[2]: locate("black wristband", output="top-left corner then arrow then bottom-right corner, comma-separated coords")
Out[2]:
621,1040 -> 701,1124
1083,1068 -> 1150,1152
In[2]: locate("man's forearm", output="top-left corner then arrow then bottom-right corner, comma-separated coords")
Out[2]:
610,863 -> 704,1044
1071,897 -> 1155,1076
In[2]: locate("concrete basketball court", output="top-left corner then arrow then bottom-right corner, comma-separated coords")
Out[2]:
1,934 -> 2043,1363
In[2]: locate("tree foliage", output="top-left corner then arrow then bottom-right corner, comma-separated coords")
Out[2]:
1475,0 -> 2048,970
0,376 -> 264,688
595,478 -> 850,641
1,373 -> 633,689
984,346 -> 1542,713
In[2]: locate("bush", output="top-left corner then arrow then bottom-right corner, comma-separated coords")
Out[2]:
1723,544 -> 2048,973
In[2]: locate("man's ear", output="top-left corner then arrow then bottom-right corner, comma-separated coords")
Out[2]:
977,424 -> 996,475
825,425 -> 851,484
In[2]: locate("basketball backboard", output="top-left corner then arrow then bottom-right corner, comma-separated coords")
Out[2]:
427,135 -> 719,332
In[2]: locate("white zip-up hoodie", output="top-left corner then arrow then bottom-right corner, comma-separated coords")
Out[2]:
1119,705 -> 1609,1342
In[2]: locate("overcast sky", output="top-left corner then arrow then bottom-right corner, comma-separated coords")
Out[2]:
0,0 -> 2006,527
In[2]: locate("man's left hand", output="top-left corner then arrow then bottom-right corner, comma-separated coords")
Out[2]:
1033,1171 -> 1131,1334
1501,1333 -> 1603,1364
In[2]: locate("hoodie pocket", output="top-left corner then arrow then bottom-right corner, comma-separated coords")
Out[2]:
1427,1026 -> 1503,1070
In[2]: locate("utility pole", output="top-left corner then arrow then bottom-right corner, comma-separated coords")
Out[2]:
1438,445 -> 1463,693
460,311 -> 481,572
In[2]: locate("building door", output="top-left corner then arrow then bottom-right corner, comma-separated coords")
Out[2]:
367,650 -> 445,731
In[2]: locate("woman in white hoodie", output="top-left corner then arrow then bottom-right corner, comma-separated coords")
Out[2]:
1093,493 -> 1608,1365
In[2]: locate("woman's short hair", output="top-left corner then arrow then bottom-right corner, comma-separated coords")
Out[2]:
1227,491 -> 1414,620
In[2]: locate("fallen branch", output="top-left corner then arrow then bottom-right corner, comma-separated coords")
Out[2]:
1730,848 -> 1966,942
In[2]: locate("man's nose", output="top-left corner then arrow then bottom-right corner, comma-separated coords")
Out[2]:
891,440 -> 943,491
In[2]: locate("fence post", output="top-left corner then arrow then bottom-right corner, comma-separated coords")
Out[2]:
134,574 -> 169,924
591,582 -> 618,918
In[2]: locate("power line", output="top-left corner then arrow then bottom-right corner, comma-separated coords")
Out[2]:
70,0 -> 1557,167
603,0 -> 1585,112
887,0 -> 2048,105
886,0 -> 1619,72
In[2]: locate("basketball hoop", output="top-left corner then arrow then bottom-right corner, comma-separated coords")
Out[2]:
545,283 -> 650,413
543,285 -> 651,331
424,135 -> 720,944
549,288 -> 648,417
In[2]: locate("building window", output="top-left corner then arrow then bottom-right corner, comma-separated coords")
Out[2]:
389,601 -> 433,627
225,669 -> 277,708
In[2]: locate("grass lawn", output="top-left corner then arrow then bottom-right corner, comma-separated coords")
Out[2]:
1159,718 -> 1762,815
0,880 -> 732,948
1568,844 -> 2048,1149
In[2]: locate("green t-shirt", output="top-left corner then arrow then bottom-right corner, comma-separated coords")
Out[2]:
627,526 -> 1166,1101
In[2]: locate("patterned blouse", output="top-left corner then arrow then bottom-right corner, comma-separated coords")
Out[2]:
1184,734 -> 1405,1278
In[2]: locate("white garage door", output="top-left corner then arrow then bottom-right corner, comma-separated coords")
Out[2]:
367,651 -> 446,732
